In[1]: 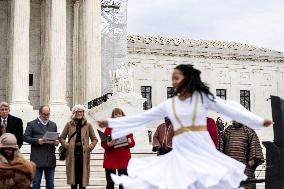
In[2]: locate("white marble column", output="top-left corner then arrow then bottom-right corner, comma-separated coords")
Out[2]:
38,0 -> 71,130
72,0 -> 84,105
8,0 -> 33,110
40,0 -> 51,106
49,0 -> 68,109
84,0 -> 102,102
72,0 -> 101,105
41,0 -> 69,111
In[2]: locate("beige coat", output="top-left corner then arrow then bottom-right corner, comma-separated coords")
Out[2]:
59,119 -> 98,187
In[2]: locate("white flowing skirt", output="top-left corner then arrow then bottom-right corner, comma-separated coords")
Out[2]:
111,131 -> 247,189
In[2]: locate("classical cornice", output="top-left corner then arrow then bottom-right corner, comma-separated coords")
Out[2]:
127,35 -> 284,63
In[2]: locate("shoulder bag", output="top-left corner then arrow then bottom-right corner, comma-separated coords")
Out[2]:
58,131 -> 77,161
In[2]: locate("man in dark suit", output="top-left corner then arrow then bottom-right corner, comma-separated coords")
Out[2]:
0,102 -> 23,148
24,105 -> 59,189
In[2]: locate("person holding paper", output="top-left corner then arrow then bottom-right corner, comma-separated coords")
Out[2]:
101,108 -> 135,189
59,105 -> 98,189
24,105 -> 59,189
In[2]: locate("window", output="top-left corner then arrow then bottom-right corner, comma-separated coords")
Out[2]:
216,89 -> 226,100
141,86 -> 152,110
167,87 -> 174,99
29,74 -> 33,86
240,90 -> 250,110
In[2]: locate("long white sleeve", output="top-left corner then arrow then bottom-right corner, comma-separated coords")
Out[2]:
108,101 -> 168,139
205,94 -> 264,129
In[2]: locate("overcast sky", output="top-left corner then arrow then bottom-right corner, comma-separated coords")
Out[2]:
127,0 -> 284,52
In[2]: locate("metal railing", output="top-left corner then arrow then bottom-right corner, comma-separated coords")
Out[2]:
87,93 -> 113,109
241,178 -> 265,184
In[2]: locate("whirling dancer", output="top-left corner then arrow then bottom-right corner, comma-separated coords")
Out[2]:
98,64 -> 272,189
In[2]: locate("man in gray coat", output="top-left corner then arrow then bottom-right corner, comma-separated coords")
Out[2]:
24,105 -> 59,189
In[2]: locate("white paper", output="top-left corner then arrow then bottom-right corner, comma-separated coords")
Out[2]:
43,131 -> 59,141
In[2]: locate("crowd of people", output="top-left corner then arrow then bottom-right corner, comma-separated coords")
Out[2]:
0,102 -> 136,189
0,64 -> 271,189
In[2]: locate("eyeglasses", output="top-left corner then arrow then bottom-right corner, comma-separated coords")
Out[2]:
76,111 -> 84,113
41,113 -> 50,117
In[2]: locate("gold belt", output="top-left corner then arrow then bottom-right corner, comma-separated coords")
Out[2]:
174,125 -> 207,136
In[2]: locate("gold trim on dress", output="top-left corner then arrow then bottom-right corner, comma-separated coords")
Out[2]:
191,93 -> 199,126
175,125 -> 207,136
172,92 -> 199,128
162,125 -> 171,146
172,96 -> 184,128
172,93 -> 206,136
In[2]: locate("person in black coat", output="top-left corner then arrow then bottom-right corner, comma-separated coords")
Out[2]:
0,102 -> 23,149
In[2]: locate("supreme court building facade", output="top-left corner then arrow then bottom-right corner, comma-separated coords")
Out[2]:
0,1 -> 284,142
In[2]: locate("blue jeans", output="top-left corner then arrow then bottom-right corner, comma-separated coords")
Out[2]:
32,167 -> 55,189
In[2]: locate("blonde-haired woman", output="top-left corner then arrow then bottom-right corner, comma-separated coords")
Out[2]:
59,105 -> 98,189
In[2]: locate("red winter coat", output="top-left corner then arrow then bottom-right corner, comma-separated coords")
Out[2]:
101,128 -> 135,169
207,117 -> 218,147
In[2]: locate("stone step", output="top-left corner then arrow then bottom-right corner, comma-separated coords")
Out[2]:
20,151 -> 267,189
52,187 -> 118,189
22,152 -> 156,158
54,171 -> 106,179
52,161 -> 267,177
256,184 -> 265,189
54,167 -> 105,172
25,151 -> 155,188
41,178 -> 107,187
56,159 -> 104,166
42,179 -> 266,189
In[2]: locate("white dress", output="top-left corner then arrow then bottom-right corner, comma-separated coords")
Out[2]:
108,92 -> 264,189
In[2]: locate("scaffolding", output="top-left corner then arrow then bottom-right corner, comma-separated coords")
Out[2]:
101,0 -> 128,94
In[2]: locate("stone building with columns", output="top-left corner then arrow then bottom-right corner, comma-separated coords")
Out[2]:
0,0 -> 101,114
1,1 -> 284,137
1,2 -> 283,188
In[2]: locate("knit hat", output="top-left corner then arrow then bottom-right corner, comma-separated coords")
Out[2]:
72,104 -> 86,114
0,133 -> 19,150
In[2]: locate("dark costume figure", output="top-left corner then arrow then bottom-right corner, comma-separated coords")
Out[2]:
152,117 -> 174,155
218,121 -> 264,189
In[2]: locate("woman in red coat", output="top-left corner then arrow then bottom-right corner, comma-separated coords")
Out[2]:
101,108 -> 135,189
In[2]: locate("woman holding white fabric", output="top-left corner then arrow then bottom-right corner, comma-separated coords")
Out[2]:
98,64 -> 272,189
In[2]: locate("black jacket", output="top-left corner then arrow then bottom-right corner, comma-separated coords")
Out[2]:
5,114 -> 23,148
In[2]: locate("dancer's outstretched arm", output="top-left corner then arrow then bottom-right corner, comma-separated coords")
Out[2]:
98,101 -> 168,139
204,94 -> 272,129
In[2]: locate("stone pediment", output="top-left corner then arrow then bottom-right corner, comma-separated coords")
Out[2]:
127,35 -> 284,62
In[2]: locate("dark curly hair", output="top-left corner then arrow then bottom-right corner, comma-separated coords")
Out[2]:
174,64 -> 215,102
